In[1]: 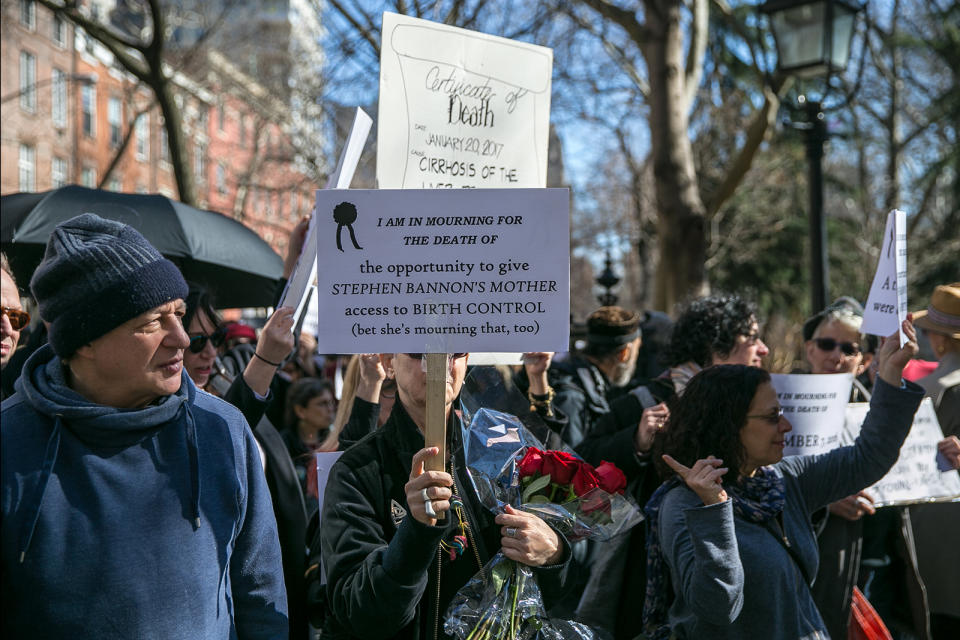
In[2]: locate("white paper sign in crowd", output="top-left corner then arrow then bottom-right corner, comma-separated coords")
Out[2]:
771,373 -> 854,456
279,108 -> 373,333
861,209 -> 908,346
377,12 -> 553,189
313,188 -> 569,354
842,399 -> 960,506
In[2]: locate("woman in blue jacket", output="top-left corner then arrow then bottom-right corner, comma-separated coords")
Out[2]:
642,319 -> 923,639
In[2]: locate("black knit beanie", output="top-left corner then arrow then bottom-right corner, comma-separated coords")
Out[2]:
30,213 -> 189,358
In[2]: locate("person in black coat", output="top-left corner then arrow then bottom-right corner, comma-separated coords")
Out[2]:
318,353 -> 572,640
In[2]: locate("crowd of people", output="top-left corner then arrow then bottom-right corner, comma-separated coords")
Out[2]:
1,212 -> 958,640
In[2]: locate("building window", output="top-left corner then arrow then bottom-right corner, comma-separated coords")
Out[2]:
159,123 -> 169,162
19,144 -> 36,191
136,113 -> 149,161
20,51 -> 36,112
135,184 -> 147,194
217,101 -> 225,131
216,163 -> 227,195
239,114 -> 247,147
108,177 -> 122,192
195,141 -> 206,183
20,0 -> 35,29
108,98 -> 122,147
52,157 -> 68,188
81,166 -> 96,187
51,68 -> 67,127
82,84 -> 96,137
52,15 -> 66,47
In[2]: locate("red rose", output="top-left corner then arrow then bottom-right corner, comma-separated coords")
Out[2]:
542,450 -> 580,485
572,464 -> 601,496
517,448 -> 545,477
595,461 -> 627,495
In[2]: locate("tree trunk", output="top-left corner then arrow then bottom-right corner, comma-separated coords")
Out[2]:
642,0 -> 709,311
155,76 -> 196,206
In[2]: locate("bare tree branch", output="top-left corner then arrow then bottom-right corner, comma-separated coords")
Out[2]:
681,0 -> 708,112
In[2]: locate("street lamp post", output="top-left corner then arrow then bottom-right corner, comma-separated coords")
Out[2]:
596,251 -> 620,307
761,0 -> 861,313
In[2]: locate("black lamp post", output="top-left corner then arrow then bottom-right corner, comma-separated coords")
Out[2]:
596,251 -> 620,307
762,0 -> 861,313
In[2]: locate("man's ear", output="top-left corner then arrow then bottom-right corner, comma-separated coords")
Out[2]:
72,343 -> 95,360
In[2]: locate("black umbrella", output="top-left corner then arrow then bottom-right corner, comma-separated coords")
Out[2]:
1,185 -> 283,308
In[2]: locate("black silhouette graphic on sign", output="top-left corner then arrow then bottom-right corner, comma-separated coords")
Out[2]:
333,201 -> 363,252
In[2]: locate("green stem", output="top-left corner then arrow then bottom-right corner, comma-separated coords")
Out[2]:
510,563 -> 522,639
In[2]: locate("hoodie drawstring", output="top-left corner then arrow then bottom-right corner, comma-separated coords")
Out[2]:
19,417 -> 63,563
183,403 -> 202,530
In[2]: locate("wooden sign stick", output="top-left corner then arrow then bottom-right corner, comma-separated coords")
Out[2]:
424,352 -> 448,520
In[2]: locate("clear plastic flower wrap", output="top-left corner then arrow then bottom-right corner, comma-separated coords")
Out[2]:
443,367 -> 644,640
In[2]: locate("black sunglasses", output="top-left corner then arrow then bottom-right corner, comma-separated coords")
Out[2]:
813,337 -> 860,356
189,327 -> 226,353
404,353 -> 468,360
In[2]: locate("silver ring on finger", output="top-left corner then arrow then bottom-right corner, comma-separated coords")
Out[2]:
505,526 -> 518,538
420,488 -> 430,502
424,500 -> 437,519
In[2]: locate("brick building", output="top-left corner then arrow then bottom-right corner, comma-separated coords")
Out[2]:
1,0 -> 316,258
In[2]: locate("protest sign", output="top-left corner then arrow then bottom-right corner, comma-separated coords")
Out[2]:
377,12 -> 553,189
861,209 -> 908,345
313,451 -> 345,572
313,188 -> 569,354
278,108 -> 373,327
842,398 -> 960,506
770,373 -> 853,456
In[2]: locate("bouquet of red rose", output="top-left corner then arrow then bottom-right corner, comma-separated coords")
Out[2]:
444,404 -> 642,640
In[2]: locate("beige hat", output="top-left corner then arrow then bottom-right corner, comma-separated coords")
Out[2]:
913,283 -> 960,339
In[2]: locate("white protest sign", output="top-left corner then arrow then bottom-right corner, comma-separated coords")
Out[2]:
278,108 -> 373,324
314,188 -> 569,353
771,373 -> 853,456
861,209 -> 908,345
842,398 -> 960,506
377,12 -> 553,189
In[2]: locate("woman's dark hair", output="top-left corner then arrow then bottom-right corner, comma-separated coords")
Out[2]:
652,365 -> 771,480
284,377 -> 334,430
183,283 -> 221,332
666,294 -> 758,367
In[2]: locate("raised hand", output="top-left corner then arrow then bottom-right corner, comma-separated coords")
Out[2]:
404,447 -> 452,526
256,307 -> 295,365
523,352 -> 554,395
635,402 -> 669,453
662,454 -> 729,506
875,316 -> 919,387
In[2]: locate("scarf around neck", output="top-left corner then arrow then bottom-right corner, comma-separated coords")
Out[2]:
641,466 -> 786,638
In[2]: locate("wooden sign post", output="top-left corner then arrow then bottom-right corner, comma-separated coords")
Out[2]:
425,354 -> 448,519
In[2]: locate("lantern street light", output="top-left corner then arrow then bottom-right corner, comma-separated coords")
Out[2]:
761,0 -> 861,313
596,251 -> 620,307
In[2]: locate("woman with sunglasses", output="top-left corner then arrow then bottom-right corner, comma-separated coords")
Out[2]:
182,285 -> 295,425
641,321 -> 922,640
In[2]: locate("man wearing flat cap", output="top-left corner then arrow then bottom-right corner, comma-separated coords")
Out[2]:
1,214 -> 287,638
547,306 -> 643,449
